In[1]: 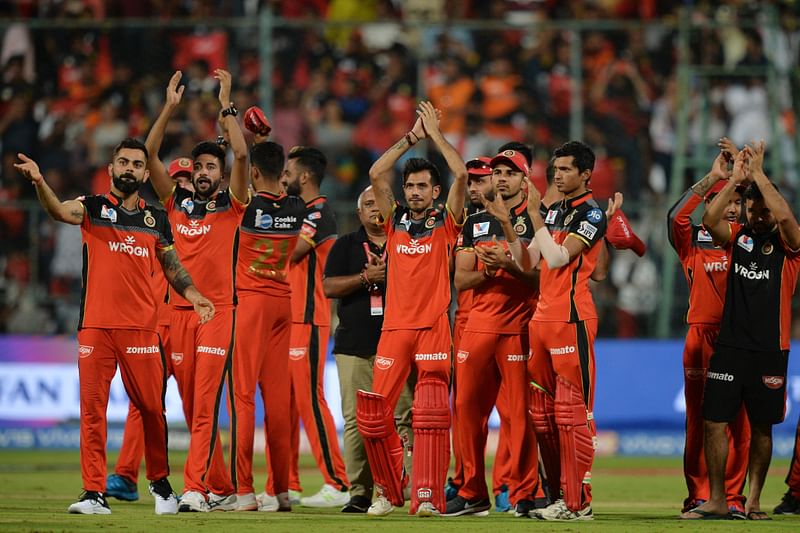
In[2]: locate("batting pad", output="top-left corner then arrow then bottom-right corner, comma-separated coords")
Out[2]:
410,378 -> 451,514
356,390 -> 406,506
555,375 -> 593,512
530,382 -> 561,500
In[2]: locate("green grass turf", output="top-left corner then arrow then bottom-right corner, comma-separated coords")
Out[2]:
0,449 -> 797,531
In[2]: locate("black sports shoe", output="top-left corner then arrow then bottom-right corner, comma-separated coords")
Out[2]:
68,490 -> 111,514
341,495 -> 371,513
443,495 -> 491,517
149,477 -> 174,499
774,491 -> 800,515
514,499 -> 536,518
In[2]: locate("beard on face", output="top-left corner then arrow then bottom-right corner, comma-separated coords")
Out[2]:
284,179 -> 301,196
113,172 -> 141,195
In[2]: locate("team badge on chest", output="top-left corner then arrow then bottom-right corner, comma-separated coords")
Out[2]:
143,209 -> 156,228
513,216 -> 527,235
761,242 -> 774,255
564,210 -> 576,225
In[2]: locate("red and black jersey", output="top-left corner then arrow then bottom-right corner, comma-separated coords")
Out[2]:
237,191 -> 305,297
667,189 -> 729,325
288,196 -> 337,325
163,186 -> 248,309
534,191 -> 606,323
456,199 -> 535,334
382,203 -> 462,330
717,223 -> 800,351
78,193 -> 173,331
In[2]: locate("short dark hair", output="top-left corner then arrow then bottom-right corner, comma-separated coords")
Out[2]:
498,141 -> 533,166
545,156 -> 556,185
402,157 -> 441,187
745,181 -> 780,202
288,146 -> 327,185
112,138 -> 148,161
192,141 -> 227,170
250,141 -> 285,180
553,141 -> 595,174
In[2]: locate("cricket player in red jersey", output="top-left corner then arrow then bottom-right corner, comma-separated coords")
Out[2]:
446,156 -> 492,505
145,69 -> 249,512
107,158 -> 194,503
357,101 -> 467,517
231,141 -> 305,512
447,149 -> 539,517
15,139 -> 214,515
667,139 -> 749,518
508,141 -> 606,521
684,142 -> 800,520
279,146 -> 350,507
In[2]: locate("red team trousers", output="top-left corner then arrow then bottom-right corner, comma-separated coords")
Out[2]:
170,307 -> 235,495
682,324 -> 749,508
233,293 -> 293,496
455,331 -> 537,505
77,328 -> 169,492
114,324 -> 173,483
277,323 -> 348,492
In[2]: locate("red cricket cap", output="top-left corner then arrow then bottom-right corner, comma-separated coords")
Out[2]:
466,156 -> 492,177
605,209 -> 646,256
244,105 -> 272,135
491,149 -> 531,177
168,157 -> 193,178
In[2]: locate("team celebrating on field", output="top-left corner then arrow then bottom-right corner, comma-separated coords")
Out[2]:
14,69 -> 800,521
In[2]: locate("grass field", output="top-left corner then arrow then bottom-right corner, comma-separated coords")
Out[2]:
0,450 -> 798,532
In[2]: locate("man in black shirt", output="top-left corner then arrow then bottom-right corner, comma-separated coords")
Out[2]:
682,142 -> 800,521
323,186 -> 414,513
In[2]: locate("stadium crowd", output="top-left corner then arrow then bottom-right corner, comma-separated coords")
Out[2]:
2,0 -> 800,336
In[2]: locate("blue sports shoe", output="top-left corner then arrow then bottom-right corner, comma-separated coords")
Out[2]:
106,474 -> 139,501
494,485 -> 511,513
444,478 -> 459,502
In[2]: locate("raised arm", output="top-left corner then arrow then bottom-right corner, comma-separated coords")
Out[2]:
156,246 -> 215,324
369,115 -> 426,222
418,101 -> 468,224
748,140 -> 800,250
702,150 -> 747,245
214,69 -> 249,203
15,154 -> 84,224
146,71 -> 185,202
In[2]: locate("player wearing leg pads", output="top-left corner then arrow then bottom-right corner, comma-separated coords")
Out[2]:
355,390 -> 406,508
410,379 -> 451,516
555,375 -> 594,512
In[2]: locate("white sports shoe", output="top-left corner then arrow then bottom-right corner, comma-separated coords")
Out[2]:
149,479 -> 178,515
416,501 -> 441,517
234,492 -> 258,511
207,492 -> 237,512
367,495 -> 394,517
256,491 -> 291,512
178,490 -> 208,512
300,484 -> 349,508
67,491 -> 111,515
288,489 -> 302,505
535,499 -> 593,521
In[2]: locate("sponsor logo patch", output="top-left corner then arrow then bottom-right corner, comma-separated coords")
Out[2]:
375,356 -> 394,370
100,205 -> 117,223
737,234 -> 754,252
417,488 -> 432,500
197,345 -> 226,356
308,211 -> 321,220
576,221 -> 598,240
180,198 -> 194,214
763,375 -> 785,389
587,208 -> 603,223
171,352 -> 184,365
176,220 -> 211,236
414,352 -> 448,361
289,347 -> 306,360
456,350 -> 469,363
507,353 -> 528,362
126,345 -> 160,354
473,221 -> 490,237
734,262 -> 770,280
545,210 -> 557,225
697,229 -> 713,243
108,236 -> 150,257
707,371 -> 734,382
549,345 -> 576,356
255,209 -> 273,229
78,345 -> 94,358
397,238 -> 432,255
685,368 -> 705,380
703,259 -> 727,272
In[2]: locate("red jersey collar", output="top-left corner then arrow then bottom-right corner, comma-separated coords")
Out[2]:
257,190 -> 286,200
561,189 -> 593,209
105,192 -> 145,210
306,195 -> 327,208
511,197 -> 527,216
